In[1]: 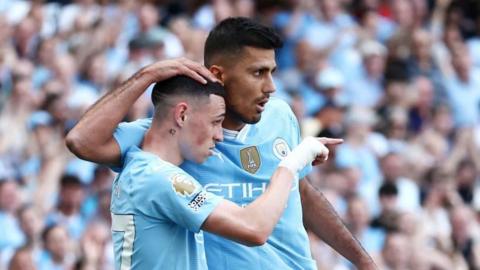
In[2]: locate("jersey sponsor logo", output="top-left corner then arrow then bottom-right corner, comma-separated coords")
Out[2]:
240,146 -> 261,174
205,181 -> 298,200
170,174 -> 198,197
205,182 -> 267,199
188,191 -> 208,211
273,138 -> 290,160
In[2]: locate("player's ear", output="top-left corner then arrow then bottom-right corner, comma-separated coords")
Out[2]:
174,102 -> 188,128
209,65 -> 225,82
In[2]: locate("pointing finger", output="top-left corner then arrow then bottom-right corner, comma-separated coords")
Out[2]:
318,138 -> 344,145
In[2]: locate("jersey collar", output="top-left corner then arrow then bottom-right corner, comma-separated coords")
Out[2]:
223,124 -> 251,143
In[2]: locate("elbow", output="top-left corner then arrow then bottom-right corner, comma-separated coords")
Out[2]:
241,226 -> 269,247
236,210 -> 273,246
245,233 -> 268,247
64,129 -> 117,165
65,131 -> 87,159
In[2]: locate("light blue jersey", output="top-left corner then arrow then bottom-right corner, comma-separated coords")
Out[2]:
113,98 -> 315,270
111,146 -> 222,270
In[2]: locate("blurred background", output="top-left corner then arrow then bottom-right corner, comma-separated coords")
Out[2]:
1,0 -> 480,269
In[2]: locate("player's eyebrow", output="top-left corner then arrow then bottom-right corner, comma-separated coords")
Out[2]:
248,63 -> 277,72
216,113 -> 226,118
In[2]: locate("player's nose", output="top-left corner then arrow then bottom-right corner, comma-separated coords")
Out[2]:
263,74 -> 276,94
213,126 -> 223,142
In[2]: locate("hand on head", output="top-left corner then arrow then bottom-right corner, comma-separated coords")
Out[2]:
143,57 -> 221,85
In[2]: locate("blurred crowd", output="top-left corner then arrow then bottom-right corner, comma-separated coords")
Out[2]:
0,0 -> 480,269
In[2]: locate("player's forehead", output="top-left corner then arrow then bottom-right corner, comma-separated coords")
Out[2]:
206,94 -> 225,116
235,46 -> 276,70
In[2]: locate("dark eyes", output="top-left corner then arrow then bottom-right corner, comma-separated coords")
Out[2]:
254,68 -> 276,77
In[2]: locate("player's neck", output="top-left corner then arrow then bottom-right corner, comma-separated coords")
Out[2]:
222,116 -> 246,131
142,126 -> 183,166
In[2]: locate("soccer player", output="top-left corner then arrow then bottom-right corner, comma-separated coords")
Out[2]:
109,75 -> 330,269
67,18 -> 376,270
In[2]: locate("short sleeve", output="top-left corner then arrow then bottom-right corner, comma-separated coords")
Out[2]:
136,170 -> 222,233
111,118 -> 152,171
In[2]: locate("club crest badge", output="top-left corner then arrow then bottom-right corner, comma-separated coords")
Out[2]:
170,174 -> 198,197
273,138 -> 290,160
240,146 -> 261,174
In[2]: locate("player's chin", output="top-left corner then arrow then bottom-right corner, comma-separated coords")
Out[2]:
192,152 -> 209,164
243,113 -> 262,124
202,150 -> 215,162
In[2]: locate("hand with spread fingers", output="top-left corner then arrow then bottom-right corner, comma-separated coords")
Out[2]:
141,57 -> 221,85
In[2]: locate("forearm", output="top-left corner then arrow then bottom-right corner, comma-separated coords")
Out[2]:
203,137 -> 338,246
243,136 -> 331,233
66,68 -> 153,163
67,69 -> 151,146
66,58 -> 216,164
202,167 -> 294,246
300,180 -> 375,268
244,167 -> 294,237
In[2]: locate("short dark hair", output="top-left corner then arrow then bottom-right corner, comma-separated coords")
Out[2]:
379,182 -> 398,197
151,75 -> 225,119
41,223 -> 61,244
60,174 -> 84,189
204,17 -> 283,67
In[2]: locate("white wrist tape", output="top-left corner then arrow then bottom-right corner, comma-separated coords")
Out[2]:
279,137 -> 329,174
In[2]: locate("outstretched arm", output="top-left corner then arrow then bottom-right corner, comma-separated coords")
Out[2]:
300,179 -> 377,269
202,137 -> 343,246
66,58 -> 218,166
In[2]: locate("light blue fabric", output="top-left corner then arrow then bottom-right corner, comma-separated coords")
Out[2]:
467,38 -> 480,68
299,82 -> 326,116
302,13 -> 356,51
359,228 -> 385,254
111,146 -> 221,270
45,212 -> 86,240
443,70 -> 480,128
65,158 -> 97,184
32,66 -> 52,90
335,143 -> 382,214
273,11 -> 316,70
0,212 -> 25,251
38,250 -> 65,270
375,17 -> 396,43
343,71 -> 383,108
112,98 -> 316,270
